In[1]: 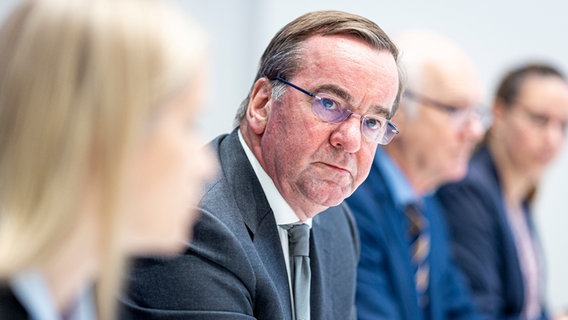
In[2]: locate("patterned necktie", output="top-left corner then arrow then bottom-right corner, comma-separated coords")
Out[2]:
405,203 -> 430,307
284,223 -> 311,320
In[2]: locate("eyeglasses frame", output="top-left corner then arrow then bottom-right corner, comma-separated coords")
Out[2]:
404,90 -> 488,129
271,76 -> 399,145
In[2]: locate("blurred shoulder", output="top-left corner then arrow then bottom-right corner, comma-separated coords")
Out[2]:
0,283 -> 28,319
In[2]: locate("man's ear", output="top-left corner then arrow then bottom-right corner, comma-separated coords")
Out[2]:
247,78 -> 273,135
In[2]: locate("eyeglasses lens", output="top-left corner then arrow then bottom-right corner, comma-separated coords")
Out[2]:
312,95 -> 350,124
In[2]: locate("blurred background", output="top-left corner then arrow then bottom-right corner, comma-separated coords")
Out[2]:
2,0 -> 566,312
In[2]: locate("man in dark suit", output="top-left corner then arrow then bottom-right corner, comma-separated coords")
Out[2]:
121,10 -> 402,319
346,30 -> 485,320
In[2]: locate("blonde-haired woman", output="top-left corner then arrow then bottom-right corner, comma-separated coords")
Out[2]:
0,0 -> 215,319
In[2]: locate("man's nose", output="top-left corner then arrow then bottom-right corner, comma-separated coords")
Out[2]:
329,113 -> 362,153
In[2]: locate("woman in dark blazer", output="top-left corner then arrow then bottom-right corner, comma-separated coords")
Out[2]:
436,63 -> 568,320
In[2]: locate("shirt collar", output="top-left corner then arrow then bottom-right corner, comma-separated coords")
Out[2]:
374,147 -> 420,208
238,129 -> 312,227
10,269 -> 96,320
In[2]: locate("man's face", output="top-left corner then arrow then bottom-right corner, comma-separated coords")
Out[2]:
394,62 -> 484,190
257,35 -> 399,218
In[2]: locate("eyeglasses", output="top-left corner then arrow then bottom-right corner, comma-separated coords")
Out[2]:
513,101 -> 568,136
404,90 -> 489,129
271,76 -> 399,145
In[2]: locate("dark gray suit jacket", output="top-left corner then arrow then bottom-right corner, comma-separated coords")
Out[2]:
121,129 -> 360,319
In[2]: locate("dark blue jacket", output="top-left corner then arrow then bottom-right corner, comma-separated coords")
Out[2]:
0,284 -> 28,320
346,149 -> 480,320
436,145 -> 548,320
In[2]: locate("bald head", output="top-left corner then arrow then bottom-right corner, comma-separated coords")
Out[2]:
386,30 -> 484,194
395,30 -> 482,106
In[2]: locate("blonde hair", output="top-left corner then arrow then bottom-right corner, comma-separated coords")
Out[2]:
0,0 -> 205,318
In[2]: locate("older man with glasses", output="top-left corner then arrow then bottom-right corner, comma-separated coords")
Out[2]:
346,30 -> 485,320
122,10 -> 401,320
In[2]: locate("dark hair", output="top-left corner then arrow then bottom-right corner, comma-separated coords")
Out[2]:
496,63 -> 565,107
490,63 -> 566,204
234,10 -> 401,125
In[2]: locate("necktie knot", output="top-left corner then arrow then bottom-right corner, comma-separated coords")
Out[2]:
284,223 -> 310,257
405,203 -> 425,235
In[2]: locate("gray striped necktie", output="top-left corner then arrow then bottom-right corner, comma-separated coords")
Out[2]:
284,223 -> 311,320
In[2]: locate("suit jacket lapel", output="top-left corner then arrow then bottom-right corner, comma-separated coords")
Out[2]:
309,215 -> 326,320
373,167 -> 423,320
479,146 -> 525,306
219,129 -> 293,319
253,210 -> 293,319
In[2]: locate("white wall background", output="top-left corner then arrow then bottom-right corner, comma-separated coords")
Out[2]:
1,0 -> 566,312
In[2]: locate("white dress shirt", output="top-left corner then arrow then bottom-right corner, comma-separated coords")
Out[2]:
10,269 -> 95,320
505,205 -> 541,320
238,130 -> 312,318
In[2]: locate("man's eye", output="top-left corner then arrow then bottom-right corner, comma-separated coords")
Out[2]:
320,97 -> 338,110
364,117 -> 383,131
530,114 -> 548,126
443,105 -> 460,115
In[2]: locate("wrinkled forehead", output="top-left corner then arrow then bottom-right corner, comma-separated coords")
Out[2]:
296,35 -> 399,111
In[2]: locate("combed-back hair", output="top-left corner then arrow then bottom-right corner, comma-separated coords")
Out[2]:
234,10 -> 402,126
